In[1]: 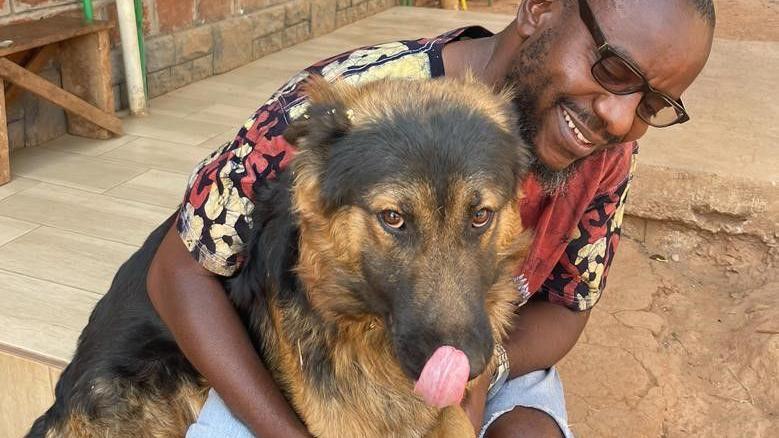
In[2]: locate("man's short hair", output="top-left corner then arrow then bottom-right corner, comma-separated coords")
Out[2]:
566,0 -> 716,27
689,0 -> 716,26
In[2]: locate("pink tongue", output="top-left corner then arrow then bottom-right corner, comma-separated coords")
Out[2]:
413,346 -> 470,408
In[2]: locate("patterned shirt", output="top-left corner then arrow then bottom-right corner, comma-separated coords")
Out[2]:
177,27 -> 637,312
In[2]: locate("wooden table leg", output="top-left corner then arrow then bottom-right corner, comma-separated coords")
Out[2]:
60,29 -> 116,139
0,78 -> 10,186
0,58 -> 122,136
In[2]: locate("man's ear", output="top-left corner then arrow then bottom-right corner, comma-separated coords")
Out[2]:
515,0 -> 560,39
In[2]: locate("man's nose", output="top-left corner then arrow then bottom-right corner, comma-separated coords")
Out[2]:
593,92 -> 644,141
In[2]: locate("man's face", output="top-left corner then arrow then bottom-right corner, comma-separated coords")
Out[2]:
507,0 -> 713,188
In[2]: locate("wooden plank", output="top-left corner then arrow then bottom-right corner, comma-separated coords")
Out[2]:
0,351 -> 55,437
0,78 -> 9,186
0,16 -> 113,57
0,58 -> 122,136
60,30 -> 115,139
5,44 -> 58,107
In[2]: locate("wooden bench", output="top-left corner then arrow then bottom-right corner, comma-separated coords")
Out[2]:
0,15 -> 123,186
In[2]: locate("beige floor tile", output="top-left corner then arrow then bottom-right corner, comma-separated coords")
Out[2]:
147,94 -> 214,118
122,112 -> 233,146
0,268 -> 98,363
41,134 -> 138,157
0,176 -> 40,202
99,137 -> 215,174
194,128 -> 239,150
0,227 -> 138,294
105,169 -> 189,209
0,216 -> 38,247
0,351 -> 56,438
0,183 -> 173,246
184,103 -> 256,127
169,80 -> 265,109
10,147 -> 148,193
208,65 -> 298,90
49,366 -> 62,392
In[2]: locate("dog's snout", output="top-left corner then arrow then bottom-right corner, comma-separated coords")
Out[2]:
393,320 -> 494,382
466,348 -> 490,380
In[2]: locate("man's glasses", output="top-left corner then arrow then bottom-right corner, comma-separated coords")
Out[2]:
578,0 -> 690,127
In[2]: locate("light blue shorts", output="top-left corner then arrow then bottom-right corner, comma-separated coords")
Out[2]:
187,368 -> 574,438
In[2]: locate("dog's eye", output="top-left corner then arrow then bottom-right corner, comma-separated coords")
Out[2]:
379,210 -> 405,230
471,208 -> 494,228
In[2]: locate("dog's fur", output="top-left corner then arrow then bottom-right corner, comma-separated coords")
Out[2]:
28,77 -> 531,438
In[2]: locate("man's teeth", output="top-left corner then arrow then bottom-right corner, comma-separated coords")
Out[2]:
563,110 -> 592,145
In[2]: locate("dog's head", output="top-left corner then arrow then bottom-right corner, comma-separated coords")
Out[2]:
285,77 -> 531,382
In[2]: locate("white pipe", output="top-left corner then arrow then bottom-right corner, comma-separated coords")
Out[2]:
115,0 -> 146,115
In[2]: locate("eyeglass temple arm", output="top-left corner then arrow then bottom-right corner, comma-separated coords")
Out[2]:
578,0 -> 609,48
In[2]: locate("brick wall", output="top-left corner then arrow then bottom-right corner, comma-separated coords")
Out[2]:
2,0 -> 398,150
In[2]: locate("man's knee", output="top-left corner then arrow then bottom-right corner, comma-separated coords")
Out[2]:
484,406 -> 564,438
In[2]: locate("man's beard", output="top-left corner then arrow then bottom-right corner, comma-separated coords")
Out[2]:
507,29 -> 578,195
512,89 -> 580,195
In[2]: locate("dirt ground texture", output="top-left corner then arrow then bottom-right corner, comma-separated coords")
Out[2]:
423,1 -> 779,436
560,238 -> 777,437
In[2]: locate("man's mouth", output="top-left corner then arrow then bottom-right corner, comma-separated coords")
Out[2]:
562,109 -> 593,146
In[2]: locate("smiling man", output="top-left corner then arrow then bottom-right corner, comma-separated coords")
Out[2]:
146,1 -> 715,437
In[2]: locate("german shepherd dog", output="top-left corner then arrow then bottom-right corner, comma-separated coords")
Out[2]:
28,77 -> 531,437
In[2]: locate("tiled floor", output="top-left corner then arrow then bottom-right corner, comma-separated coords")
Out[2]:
0,7 -> 515,366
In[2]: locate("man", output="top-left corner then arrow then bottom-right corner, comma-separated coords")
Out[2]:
147,0 -> 715,436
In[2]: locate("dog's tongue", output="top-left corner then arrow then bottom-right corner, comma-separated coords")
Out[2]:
413,346 -> 470,408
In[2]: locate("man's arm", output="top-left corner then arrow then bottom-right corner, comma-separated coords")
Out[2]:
147,223 -> 311,437
504,298 -> 590,378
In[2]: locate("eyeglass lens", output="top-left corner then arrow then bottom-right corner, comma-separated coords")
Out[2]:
592,55 -> 682,127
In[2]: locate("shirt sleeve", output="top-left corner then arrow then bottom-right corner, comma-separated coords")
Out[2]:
176,96 -> 298,277
537,148 -> 637,311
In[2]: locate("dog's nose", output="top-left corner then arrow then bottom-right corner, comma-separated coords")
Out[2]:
464,348 -> 489,380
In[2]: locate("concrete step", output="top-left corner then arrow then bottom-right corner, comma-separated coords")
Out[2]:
625,37 -> 778,258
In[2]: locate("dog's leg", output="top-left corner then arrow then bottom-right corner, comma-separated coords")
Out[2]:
426,406 -> 476,438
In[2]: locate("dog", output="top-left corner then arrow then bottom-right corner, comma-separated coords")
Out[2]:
28,76 -> 531,438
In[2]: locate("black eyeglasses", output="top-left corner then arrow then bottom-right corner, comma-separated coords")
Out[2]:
578,0 -> 690,127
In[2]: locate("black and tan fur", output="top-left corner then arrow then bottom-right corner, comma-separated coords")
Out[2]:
28,77 -> 531,438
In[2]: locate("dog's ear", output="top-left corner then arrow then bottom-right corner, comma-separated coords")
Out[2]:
227,172 -> 300,317
283,77 -> 354,154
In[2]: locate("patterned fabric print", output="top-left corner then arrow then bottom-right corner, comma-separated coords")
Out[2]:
539,150 -> 637,311
177,30 -> 466,276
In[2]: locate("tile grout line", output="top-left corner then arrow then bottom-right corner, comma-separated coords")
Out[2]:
98,164 -> 155,194
0,179 -> 43,203
22,225 -> 144,251
10,148 -> 150,195
100,190 -> 185,211
0,267 -> 105,298
39,135 -> 137,158
0,223 -> 42,251
0,178 -> 178,226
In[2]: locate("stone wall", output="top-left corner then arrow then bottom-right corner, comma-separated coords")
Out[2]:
2,0 -> 397,150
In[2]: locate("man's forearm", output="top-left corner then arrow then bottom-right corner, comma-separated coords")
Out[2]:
148,225 -> 311,437
503,299 -> 590,378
